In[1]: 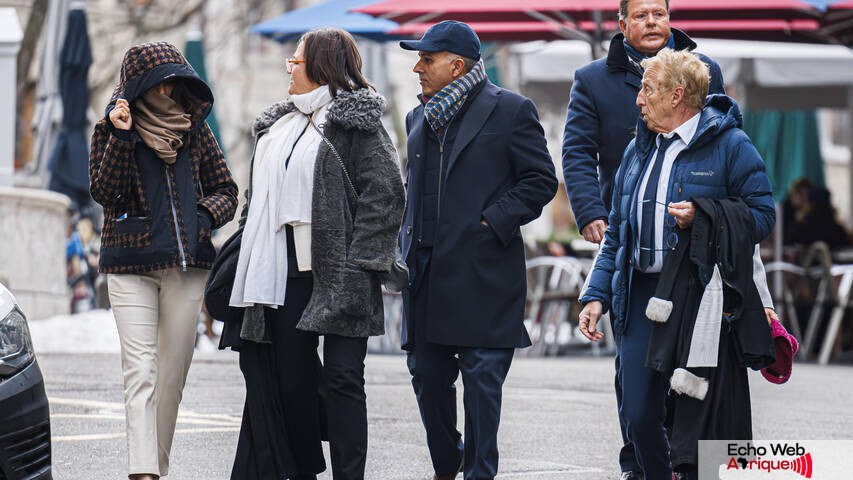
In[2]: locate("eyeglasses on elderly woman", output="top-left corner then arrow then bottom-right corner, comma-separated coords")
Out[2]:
286,57 -> 305,74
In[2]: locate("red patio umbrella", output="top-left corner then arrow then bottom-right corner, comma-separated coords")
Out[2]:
390,18 -> 823,42
673,19 -> 822,41
822,1 -> 853,44
391,21 -> 580,42
354,0 -> 821,24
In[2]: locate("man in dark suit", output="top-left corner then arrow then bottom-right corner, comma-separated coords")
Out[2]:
398,21 -> 558,480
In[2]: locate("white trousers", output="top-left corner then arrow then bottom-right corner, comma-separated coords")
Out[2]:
107,267 -> 208,476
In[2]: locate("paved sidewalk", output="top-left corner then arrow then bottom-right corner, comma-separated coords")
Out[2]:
37,348 -> 852,480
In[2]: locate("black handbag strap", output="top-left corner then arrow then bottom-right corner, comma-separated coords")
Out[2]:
285,121 -> 311,169
309,116 -> 360,199
308,116 -> 408,290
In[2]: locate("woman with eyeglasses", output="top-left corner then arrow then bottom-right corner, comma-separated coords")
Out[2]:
222,28 -> 405,480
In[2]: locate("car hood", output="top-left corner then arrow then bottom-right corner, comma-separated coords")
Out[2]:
0,283 -> 18,319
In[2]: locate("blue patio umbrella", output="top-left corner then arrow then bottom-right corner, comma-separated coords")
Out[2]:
48,7 -> 92,211
250,0 -> 400,43
801,0 -> 835,8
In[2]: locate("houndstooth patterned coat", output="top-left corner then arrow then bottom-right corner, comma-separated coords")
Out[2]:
90,42 -> 238,274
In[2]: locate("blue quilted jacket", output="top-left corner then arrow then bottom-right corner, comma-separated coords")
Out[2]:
581,94 -> 775,336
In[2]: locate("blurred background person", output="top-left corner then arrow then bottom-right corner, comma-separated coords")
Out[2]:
783,178 -> 850,250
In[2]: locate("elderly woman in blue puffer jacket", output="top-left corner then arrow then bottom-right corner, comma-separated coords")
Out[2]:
577,49 -> 775,480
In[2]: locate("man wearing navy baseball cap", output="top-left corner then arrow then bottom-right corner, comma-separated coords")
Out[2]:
398,20 -> 558,480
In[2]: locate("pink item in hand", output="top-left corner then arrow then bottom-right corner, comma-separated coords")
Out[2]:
761,318 -> 798,384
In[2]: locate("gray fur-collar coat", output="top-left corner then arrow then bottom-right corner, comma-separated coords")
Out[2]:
241,88 -> 405,338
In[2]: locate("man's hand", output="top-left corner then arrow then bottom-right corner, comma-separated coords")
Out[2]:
109,99 -> 132,130
667,201 -> 695,229
581,219 -> 607,243
578,301 -> 605,342
764,307 -> 778,326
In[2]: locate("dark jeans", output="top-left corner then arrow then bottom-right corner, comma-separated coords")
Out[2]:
407,342 -> 514,480
618,270 -> 672,480
407,248 -> 514,480
615,324 -> 640,474
320,334 -> 369,480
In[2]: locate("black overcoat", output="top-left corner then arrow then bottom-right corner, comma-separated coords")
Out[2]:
400,81 -> 559,349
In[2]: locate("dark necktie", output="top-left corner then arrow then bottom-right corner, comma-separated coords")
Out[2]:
639,134 -> 677,269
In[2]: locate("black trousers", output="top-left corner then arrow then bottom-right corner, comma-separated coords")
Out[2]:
670,330 -> 752,479
321,334 -> 369,480
407,248 -> 514,480
232,277 -> 326,480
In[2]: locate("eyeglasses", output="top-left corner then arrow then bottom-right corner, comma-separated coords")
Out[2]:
286,57 -> 305,74
639,199 -> 679,251
638,231 -> 679,252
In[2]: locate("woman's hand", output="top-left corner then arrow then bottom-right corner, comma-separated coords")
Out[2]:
578,301 -> 605,342
109,99 -> 132,130
667,201 -> 695,229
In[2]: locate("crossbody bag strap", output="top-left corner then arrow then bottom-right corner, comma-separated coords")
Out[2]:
309,116 -> 360,199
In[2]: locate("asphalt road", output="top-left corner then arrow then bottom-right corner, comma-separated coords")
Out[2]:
38,351 -> 853,480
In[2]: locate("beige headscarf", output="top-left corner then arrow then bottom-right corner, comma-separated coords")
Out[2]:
132,88 -> 192,164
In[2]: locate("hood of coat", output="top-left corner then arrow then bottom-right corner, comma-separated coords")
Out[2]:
105,41 -> 213,128
252,88 -> 387,136
635,93 -> 742,158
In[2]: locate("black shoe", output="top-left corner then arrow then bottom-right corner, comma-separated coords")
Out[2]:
620,472 -> 643,480
432,456 -> 464,480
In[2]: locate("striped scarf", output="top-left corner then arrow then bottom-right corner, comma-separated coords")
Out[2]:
424,59 -> 486,132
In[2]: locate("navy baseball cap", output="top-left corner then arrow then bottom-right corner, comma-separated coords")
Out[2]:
400,21 -> 481,61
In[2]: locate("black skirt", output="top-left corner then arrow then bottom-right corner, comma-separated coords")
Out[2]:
230,274 -> 327,480
669,328 -> 753,473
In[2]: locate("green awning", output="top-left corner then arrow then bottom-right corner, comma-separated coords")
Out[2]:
742,109 -> 824,202
184,37 -> 226,158
482,42 -> 502,87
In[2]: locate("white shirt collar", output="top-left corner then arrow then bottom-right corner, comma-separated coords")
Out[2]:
658,111 -> 702,147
